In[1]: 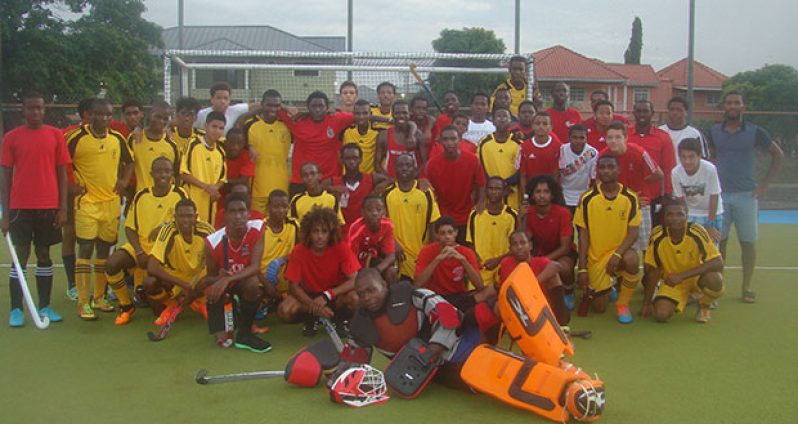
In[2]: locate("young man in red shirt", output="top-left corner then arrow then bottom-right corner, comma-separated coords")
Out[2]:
427,112 -> 476,159
215,129 -> 255,228
279,207 -> 360,336
414,216 -> 486,312
200,192 -> 271,352
627,100 -> 676,225
430,90 -> 461,143
581,90 -> 628,129
519,112 -> 562,200
330,143 -> 390,236
510,100 -> 538,141
410,96 -> 436,157
347,194 -> 397,284
376,101 -> 426,178
600,121 -> 664,252
582,100 -> 615,150
521,174 -> 577,309
1,92 -> 70,326
423,126 -> 486,243
546,82 -> 583,143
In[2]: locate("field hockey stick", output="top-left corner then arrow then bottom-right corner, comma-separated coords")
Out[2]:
146,263 -> 205,341
109,196 -> 127,256
409,64 -> 444,113
195,368 -> 284,385
5,233 -> 50,329
319,317 -> 345,353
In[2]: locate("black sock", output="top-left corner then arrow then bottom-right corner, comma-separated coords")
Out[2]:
547,286 -> 571,326
9,268 -> 24,310
36,262 -> 54,308
237,299 -> 259,336
62,254 -> 76,289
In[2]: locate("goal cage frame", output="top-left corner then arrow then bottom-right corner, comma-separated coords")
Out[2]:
162,50 -> 535,108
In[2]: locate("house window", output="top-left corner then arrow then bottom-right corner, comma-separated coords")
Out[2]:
294,70 -> 320,77
706,92 -> 720,106
195,69 -> 245,89
569,88 -> 585,103
634,88 -> 650,102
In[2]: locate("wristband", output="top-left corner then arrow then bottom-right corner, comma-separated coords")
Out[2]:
576,269 -> 588,274
612,252 -> 622,259
323,290 -> 335,302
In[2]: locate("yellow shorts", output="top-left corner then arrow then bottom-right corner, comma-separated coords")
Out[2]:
118,243 -> 149,287
654,276 -> 701,312
161,268 -> 206,296
478,267 -> 499,290
75,198 -> 121,243
399,250 -> 419,280
588,251 -> 641,293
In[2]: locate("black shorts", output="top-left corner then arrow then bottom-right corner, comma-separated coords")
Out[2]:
8,209 -> 62,248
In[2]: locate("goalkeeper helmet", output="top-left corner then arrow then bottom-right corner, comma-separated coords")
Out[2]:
328,364 -> 390,408
565,378 -> 606,422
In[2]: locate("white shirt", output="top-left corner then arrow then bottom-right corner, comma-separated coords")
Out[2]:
463,119 -> 496,145
659,124 -> 708,161
195,103 -> 250,135
558,143 -> 598,206
671,159 -> 724,217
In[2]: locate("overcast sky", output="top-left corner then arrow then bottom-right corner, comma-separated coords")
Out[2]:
138,0 -> 795,76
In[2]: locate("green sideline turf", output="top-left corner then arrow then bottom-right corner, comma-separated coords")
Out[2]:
0,225 -> 796,424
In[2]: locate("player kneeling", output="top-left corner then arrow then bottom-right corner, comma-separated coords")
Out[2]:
143,198 -> 215,323
641,196 -> 724,323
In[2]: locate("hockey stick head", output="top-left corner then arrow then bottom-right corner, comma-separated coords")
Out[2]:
195,369 -> 209,385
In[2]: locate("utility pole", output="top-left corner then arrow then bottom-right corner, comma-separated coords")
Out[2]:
514,0 -> 520,54
178,0 -> 185,95
687,0 -> 696,123
347,0 -> 353,81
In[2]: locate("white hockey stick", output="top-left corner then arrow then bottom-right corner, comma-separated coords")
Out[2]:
5,233 -> 50,329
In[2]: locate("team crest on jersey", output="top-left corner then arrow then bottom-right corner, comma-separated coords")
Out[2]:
327,127 -> 334,138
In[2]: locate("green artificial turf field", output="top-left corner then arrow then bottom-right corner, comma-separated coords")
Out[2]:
1,225 -> 796,424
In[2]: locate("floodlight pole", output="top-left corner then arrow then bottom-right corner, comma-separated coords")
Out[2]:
514,0 -> 520,54
687,0 -> 696,123
347,0 -> 353,81
178,0 -> 185,96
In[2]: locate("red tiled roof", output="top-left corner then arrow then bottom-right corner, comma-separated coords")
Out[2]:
604,63 -> 660,85
657,58 -> 727,89
533,45 -> 626,82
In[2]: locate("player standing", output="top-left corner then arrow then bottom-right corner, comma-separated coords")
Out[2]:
466,177 -> 518,288
180,112 -> 227,225
559,124 -> 598,214
545,82 -> 583,143
477,108 -> 522,210
491,55 -> 528,116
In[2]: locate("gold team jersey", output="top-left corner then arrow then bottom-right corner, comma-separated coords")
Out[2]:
477,133 -> 522,209
289,191 -> 344,225
259,217 -> 299,271
384,181 -> 441,278
150,220 -> 216,283
242,116 -> 292,199
492,79 -> 528,116
171,128 -> 204,156
645,223 -> 721,274
466,205 -> 517,263
370,105 -> 393,130
341,124 -> 380,173
124,186 -> 187,253
127,133 -> 180,192
179,136 -> 227,224
67,125 -> 132,203
573,184 -> 641,264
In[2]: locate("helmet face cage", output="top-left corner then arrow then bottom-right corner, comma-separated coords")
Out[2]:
567,379 -> 605,422
329,364 -> 390,408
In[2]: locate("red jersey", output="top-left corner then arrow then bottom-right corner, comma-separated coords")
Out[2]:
599,144 -> 658,199
430,113 -> 453,143
384,127 -> 418,178
414,242 -> 479,295
423,151 -> 485,225
545,107 -> 583,143
519,136 -> 561,179
525,204 -> 573,256
278,109 -> 354,183
627,126 -> 675,199
284,241 -> 361,293
0,125 -> 71,209
332,172 -> 374,235
427,139 -> 477,161
206,220 -> 264,275
225,149 -> 255,181
110,120 -> 131,138
498,256 -> 552,285
347,216 -> 396,267
581,119 -> 608,150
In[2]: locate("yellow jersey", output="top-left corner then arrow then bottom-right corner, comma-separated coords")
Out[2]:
150,220 -> 216,283
259,217 -> 299,271
179,136 -> 227,224
127,133 -> 180,192
645,223 -> 721,274
384,181 -> 441,278
573,184 -> 640,263
341,124 -> 380,173
242,115 -> 292,199
289,190 -> 344,225
125,186 -> 187,253
492,79 -> 528,116
370,105 -> 393,130
67,125 -> 132,203
477,132 -> 522,209
172,127 -> 204,155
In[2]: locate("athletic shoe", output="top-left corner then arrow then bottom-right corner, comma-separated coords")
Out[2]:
743,290 -> 757,304
302,317 -> 319,337
234,332 -> 272,353
8,308 -> 24,327
608,286 -> 619,302
189,300 -> 207,320
710,300 -> 720,310
91,297 -> 115,313
564,293 -> 576,311
616,304 -> 633,324
114,305 -> 135,326
38,306 -> 63,322
154,304 -> 177,326
695,306 -> 711,323
255,305 -> 269,320
133,293 -> 150,309
66,287 -> 78,301
79,303 -> 97,321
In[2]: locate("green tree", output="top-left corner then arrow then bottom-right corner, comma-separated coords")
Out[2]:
722,64 -> 798,140
1,0 -> 162,104
624,17 -> 642,65
428,28 -> 507,104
